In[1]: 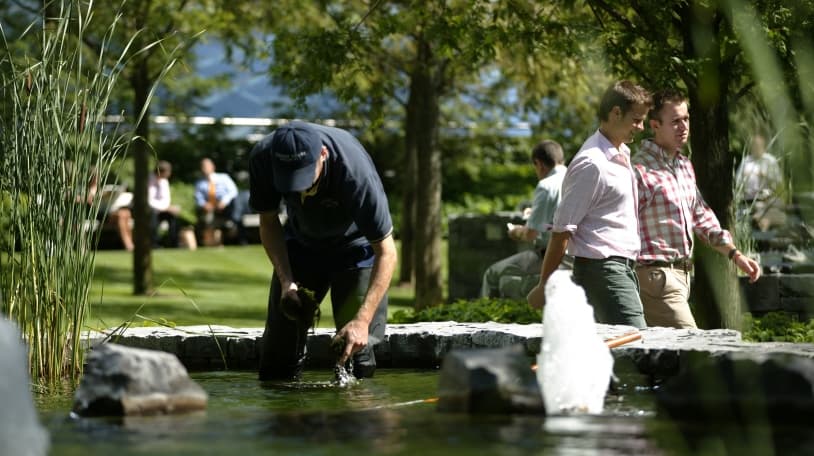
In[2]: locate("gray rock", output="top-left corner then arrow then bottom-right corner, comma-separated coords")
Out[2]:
72,343 -> 208,416
437,344 -> 544,414
447,212 -> 528,300
0,317 -> 49,456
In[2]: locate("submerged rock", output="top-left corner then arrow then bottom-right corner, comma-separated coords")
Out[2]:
73,343 -> 207,417
656,351 -> 814,423
437,344 -> 544,414
0,317 -> 50,456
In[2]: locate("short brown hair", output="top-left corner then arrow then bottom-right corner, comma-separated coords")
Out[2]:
649,89 -> 687,123
157,160 -> 172,174
597,80 -> 652,122
531,140 -> 564,168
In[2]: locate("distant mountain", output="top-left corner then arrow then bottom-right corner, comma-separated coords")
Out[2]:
191,41 -> 342,119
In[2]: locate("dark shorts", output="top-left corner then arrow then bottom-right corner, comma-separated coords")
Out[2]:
258,240 -> 387,380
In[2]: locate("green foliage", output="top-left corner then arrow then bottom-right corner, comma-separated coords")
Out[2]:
390,297 -> 542,325
742,312 -> 814,343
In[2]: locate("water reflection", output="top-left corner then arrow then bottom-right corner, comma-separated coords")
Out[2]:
36,369 -> 814,456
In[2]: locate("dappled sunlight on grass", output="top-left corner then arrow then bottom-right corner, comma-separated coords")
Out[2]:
88,245 -> 415,331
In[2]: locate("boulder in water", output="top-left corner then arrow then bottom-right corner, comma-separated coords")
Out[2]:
437,344 -> 544,414
73,343 -> 208,416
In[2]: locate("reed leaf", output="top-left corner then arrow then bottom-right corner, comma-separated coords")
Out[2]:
0,1 -> 157,388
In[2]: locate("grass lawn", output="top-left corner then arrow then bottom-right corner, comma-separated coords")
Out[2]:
88,245 -> 419,331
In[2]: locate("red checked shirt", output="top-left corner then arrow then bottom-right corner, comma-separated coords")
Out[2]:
633,139 -> 732,262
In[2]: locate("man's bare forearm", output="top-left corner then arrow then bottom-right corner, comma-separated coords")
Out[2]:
540,231 -> 571,284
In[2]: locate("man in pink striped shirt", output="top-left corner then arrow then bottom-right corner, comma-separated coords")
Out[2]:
527,80 -> 651,329
633,89 -> 761,328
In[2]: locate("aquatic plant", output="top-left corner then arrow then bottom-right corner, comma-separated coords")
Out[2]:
0,2 -> 144,387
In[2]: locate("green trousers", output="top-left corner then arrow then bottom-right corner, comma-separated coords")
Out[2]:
572,256 -> 646,329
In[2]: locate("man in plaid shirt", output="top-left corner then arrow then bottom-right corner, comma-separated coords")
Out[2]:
633,89 -> 761,328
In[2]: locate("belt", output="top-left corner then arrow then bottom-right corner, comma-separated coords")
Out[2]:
574,255 -> 637,268
639,258 -> 693,271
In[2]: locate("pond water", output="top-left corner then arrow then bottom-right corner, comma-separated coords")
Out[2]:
35,369 -> 812,455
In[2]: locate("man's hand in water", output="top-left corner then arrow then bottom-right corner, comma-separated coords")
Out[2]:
333,319 -> 368,365
279,282 -> 303,321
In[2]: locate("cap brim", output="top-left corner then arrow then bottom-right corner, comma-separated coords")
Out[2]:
272,162 -> 317,193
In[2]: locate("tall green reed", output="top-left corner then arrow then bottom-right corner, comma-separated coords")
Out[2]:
0,2 -> 138,387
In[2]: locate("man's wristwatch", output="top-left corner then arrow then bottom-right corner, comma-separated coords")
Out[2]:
728,248 -> 740,260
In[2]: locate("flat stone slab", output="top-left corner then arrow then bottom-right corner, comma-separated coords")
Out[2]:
83,323 -> 814,372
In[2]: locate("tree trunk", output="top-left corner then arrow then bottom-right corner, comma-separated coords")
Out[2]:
131,61 -> 152,295
399,92 -> 418,285
684,5 -> 741,329
411,41 -> 443,309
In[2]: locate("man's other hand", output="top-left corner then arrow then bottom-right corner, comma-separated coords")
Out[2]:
333,319 -> 369,366
527,282 -> 546,309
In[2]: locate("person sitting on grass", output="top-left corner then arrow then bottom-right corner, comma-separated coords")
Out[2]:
79,167 -> 134,251
194,158 -> 247,245
148,160 -> 180,248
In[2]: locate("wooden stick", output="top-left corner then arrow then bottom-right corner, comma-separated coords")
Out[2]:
604,331 -> 642,349
530,331 -> 642,371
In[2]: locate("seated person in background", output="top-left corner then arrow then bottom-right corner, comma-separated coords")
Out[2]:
194,158 -> 247,245
480,140 -> 567,299
79,167 -> 134,251
735,133 -> 786,231
148,160 -> 180,247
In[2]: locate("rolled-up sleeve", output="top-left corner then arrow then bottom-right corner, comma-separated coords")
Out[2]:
691,188 -> 733,246
551,157 -> 600,233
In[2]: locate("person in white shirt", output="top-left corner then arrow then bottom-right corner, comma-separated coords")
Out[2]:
735,134 -> 786,231
148,160 -> 180,247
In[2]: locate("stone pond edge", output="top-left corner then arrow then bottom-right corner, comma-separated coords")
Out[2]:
81,322 -> 814,372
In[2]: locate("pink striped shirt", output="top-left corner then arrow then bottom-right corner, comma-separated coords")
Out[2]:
633,139 -> 732,262
551,130 -> 640,260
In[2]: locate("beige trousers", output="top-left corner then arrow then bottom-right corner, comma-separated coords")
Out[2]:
636,265 -> 697,329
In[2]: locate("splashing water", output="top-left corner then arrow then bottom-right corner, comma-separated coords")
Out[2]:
333,362 -> 357,388
538,270 -> 614,415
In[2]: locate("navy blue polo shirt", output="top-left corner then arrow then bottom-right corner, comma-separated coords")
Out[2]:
249,123 -> 393,252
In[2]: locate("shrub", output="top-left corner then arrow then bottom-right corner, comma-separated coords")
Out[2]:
742,312 -> 814,343
390,297 -> 542,324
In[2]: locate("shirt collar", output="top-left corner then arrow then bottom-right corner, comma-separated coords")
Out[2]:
545,164 -> 566,178
640,138 -> 679,167
596,129 -> 630,162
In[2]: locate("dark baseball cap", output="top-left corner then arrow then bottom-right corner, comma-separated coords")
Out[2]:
269,121 -> 323,192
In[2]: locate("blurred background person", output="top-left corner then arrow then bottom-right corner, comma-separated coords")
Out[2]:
79,167 -> 134,251
148,160 -> 180,248
736,133 -> 786,232
194,157 -> 247,245
480,140 -> 568,299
